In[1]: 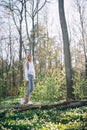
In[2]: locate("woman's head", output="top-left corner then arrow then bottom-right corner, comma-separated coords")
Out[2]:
27,54 -> 32,62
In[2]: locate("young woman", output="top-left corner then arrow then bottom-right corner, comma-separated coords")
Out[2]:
21,54 -> 35,104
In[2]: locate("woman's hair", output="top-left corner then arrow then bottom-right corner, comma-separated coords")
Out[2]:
27,54 -> 32,58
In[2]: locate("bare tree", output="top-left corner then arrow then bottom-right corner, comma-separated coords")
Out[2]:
58,0 -> 74,100
25,0 -> 47,62
5,0 -> 25,85
73,0 -> 87,78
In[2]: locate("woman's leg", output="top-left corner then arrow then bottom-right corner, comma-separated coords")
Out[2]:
26,76 -> 31,97
24,74 -> 34,103
24,76 -> 31,103
30,75 -> 34,93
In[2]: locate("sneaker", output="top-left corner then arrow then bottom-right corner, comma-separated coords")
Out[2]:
20,98 -> 25,104
24,97 -> 29,104
27,101 -> 33,105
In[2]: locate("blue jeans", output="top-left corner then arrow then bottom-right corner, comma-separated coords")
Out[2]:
26,74 -> 34,97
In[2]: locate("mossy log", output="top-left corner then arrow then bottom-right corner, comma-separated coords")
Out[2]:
0,100 -> 87,113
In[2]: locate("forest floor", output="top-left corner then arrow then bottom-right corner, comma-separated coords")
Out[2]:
0,98 -> 87,130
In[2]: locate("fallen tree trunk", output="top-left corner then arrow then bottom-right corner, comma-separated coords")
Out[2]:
0,100 -> 87,113
14,100 -> 87,113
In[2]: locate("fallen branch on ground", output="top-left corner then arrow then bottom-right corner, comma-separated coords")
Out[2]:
0,100 -> 87,113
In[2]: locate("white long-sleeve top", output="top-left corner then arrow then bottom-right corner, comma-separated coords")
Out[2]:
24,61 -> 35,81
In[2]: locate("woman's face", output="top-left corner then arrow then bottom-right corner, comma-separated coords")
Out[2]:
27,55 -> 32,62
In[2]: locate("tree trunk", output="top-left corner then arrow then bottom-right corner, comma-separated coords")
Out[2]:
24,0 -> 31,53
0,100 -> 87,113
19,0 -> 24,85
19,22 -> 23,85
58,0 -> 74,100
32,16 -> 35,62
